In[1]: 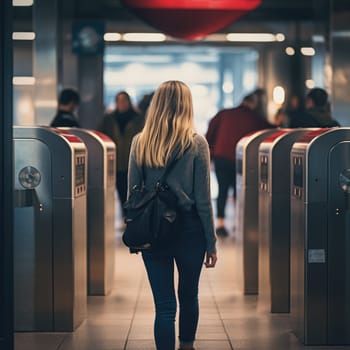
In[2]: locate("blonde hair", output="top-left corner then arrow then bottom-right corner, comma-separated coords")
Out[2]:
135,81 -> 194,167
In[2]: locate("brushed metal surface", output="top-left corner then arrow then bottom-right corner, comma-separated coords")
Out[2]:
258,130 -> 309,314
290,128 -> 350,345
14,139 -> 53,331
235,129 -> 276,295
14,127 -> 87,332
327,141 -> 350,344
67,129 -> 116,296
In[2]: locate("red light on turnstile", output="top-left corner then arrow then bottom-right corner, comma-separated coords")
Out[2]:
262,129 -> 292,144
298,128 -> 332,144
122,0 -> 261,40
88,130 -> 114,143
50,128 -> 85,144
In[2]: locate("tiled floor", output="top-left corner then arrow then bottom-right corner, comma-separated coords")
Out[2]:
15,198 -> 350,350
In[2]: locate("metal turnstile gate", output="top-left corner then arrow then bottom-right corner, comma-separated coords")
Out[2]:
258,129 -> 310,313
14,126 -> 87,331
236,128 -> 276,294
67,128 -> 116,296
291,127 -> 350,345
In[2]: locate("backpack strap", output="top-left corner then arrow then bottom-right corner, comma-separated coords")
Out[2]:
140,145 -> 186,188
158,146 -> 182,184
139,152 -> 178,188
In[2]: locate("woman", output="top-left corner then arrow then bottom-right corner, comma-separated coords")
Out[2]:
127,81 -> 217,350
99,91 -> 144,216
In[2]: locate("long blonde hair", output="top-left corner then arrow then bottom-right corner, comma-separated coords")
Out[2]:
135,81 -> 194,167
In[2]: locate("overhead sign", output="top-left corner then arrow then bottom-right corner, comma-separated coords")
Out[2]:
72,20 -> 105,55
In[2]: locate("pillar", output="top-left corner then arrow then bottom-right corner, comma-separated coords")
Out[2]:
0,0 -> 14,348
33,0 -> 59,125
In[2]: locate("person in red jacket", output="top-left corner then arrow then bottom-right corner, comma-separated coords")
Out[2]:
206,92 -> 273,237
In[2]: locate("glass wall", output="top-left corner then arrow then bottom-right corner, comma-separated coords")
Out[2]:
104,45 -> 258,135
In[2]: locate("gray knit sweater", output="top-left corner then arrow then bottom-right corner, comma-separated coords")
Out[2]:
127,133 -> 217,254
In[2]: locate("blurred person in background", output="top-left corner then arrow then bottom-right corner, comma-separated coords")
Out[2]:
252,88 -> 268,122
99,91 -> 144,218
284,95 -> 303,127
274,108 -> 289,127
289,88 -> 340,128
50,88 -> 81,127
138,91 -> 155,118
206,92 -> 274,237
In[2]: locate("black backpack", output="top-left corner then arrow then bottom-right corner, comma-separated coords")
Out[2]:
122,150 -> 180,252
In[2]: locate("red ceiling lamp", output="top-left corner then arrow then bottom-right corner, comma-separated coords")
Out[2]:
122,0 -> 262,40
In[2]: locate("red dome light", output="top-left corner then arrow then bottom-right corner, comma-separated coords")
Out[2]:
122,0 -> 262,40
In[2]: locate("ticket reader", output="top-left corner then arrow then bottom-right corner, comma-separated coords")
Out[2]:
290,128 -> 350,345
258,129 -> 310,313
67,129 -> 116,296
13,126 -> 87,332
236,128 -> 276,294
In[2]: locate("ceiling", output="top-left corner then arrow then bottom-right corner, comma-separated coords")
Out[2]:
67,0 -> 315,23
13,0 -> 350,37
12,0 -> 327,21
72,0 -> 350,21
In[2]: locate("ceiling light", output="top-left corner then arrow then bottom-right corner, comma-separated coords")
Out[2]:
34,100 -> 57,108
203,34 -> 227,42
275,33 -> 285,42
104,33 -> 122,41
122,33 -> 166,42
312,35 -> 325,43
104,54 -> 172,63
13,76 -> 36,85
273,86 -> 285,105
226,33 -> 284,42
305,79 -> 315,89
301,47 -> 315,56
13,0 -> 33,6
285,47 -> 295,56
332,31 -> 350,38
223,82 -> 234,94
12,32 -> 35,40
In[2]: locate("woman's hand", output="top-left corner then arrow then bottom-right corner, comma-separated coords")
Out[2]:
204,252 -> 217,268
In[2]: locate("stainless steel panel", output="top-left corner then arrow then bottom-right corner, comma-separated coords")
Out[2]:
73,194 -> 87,329
14,139 -> 53,331
105,183 -> 116,294
290,128 -> 350,345
257,150 -> 271,309
89,189 -> 106,292
327,141 -> 350,344
67,129 -> 116,296
304,202 -> 328,344
14,127 -> 87,332
53,147 -> 87,331
235,129 -> 276,295
291,149 -> 328,344
258,130 -> 309,314
290,163 -> 306,343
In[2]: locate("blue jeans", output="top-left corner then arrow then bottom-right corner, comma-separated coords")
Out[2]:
142,210 -> 206,350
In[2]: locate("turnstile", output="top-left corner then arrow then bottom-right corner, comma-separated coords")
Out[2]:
14,126 -> 87,331
236,128 -> 276,294
67,129 -> 116,296
291,127 -> 350,345
258,129 -> 310,313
